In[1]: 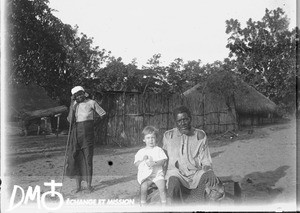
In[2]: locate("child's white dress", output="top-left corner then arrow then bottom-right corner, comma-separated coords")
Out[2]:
134,146 -> 167,184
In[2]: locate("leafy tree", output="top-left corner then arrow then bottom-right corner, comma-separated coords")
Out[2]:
164,58 -> 185,93
90,56 -> 157,94
183,60 -> 205,87
94,57 -> 129,91
7,0 -> 109,105
225,8 -> 297,113
142,54 -> 169,93
7,0 -> 67,85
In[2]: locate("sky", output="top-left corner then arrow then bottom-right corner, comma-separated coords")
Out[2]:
48,0 -> 296,68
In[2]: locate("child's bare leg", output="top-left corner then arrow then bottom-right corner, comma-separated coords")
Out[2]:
155,179 -> 167,204
140,180 -> 150,205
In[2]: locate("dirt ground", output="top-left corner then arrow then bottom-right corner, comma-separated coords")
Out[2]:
2,119 -> 297,212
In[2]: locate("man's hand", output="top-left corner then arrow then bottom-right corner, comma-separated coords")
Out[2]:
143,155 -> 148,161
203,165 -> 212,172
205,170 -> 218,187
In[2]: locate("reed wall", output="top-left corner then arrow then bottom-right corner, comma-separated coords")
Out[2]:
94,91 -> 238,146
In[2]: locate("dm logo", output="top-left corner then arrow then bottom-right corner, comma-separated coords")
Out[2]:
8,180 -> 64,211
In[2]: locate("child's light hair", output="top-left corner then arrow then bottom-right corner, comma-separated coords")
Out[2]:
142,126 -> 159,138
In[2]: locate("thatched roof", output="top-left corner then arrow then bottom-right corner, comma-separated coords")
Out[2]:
7,83 -> 59,119
183,72 -> 277,115
232,76 -> 277,115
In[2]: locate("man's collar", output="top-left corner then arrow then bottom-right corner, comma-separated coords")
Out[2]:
175,127 -> 195,137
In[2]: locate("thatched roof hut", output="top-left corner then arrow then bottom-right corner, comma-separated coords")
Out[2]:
184,72 -> 277,115
6,83 -> 64,136
7,83 -> 60,120
183,71 -> 278,130
232,76 -> 277,115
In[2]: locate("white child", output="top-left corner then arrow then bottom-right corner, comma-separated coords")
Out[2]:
134,126 -> 168,206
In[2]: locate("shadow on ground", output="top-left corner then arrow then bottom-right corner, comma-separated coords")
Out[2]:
240,165 -> 289,203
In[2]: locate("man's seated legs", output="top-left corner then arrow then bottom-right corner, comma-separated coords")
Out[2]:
188,171 -> 225,203
167,173 -> 224,204
167,176 -> 185,204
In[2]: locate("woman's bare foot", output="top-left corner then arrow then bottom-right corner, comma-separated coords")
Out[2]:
75,187 -> 82,193
86,186 -> 94,193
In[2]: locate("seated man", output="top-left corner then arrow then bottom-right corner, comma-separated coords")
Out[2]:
162,106 -> 224,204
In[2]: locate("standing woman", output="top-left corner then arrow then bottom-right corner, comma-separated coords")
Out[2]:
66,86 -> 106,193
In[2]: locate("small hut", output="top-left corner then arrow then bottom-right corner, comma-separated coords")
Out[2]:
183,71 -> 277,133
7,83 -> 67,135
8,83 -> 59,119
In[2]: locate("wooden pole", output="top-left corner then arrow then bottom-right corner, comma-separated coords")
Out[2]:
59,113 -> 73,194
55,113 -> 62,137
